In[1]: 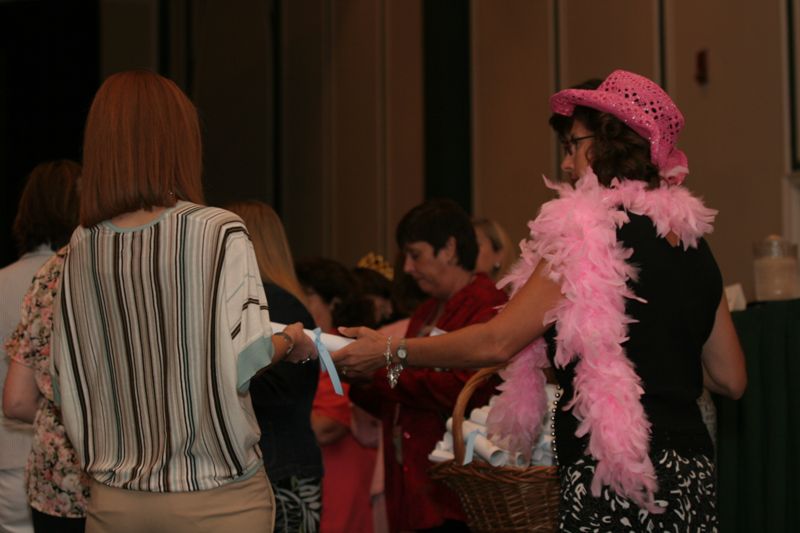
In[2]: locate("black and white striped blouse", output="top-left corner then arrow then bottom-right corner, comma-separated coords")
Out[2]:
52,202 -> 274,492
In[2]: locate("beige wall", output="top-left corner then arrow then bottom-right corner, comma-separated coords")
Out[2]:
559,0 -> 660,86
670,0 -> 786,299
470,0 -> 789,299
471,0 -> 556,249
100,1 -> 793,297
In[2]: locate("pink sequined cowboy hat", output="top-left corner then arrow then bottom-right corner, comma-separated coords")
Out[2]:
550,70 -> 689,185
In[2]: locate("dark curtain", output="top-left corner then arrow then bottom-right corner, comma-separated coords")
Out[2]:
191,0 -> 277,209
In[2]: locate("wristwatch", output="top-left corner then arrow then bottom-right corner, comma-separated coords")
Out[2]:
396,338 -> 408,366
387,338 -> 407,389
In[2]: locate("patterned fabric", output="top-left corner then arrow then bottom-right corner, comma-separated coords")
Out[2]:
51,202 -> 274,492
559,449 -> 718,532
5,248 -> 91,517
272,475 -> 321,533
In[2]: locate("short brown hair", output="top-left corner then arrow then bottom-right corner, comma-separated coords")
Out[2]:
395,199 -> 478,271
13,159 -> 81,255
80,70 -> 204,227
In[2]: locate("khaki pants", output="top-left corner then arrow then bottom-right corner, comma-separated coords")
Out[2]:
86,469 -> 275,533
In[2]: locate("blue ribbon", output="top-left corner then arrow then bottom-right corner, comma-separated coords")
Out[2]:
463,429 -> 481,465
314,327 -> 343,396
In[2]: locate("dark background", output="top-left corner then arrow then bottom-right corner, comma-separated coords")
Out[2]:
0,0 -> 99,267
0,0 -> 471,269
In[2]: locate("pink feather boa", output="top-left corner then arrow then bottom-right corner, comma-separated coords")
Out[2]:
486,171 -> 716,512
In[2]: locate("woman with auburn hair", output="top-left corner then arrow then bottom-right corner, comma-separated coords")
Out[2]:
334,71 -> 746,530
1,159 -> 81,533
50,70 -> 317,533
226,200 -> 323,533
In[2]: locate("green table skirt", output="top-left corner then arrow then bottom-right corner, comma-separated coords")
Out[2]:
716,299 -> 800,532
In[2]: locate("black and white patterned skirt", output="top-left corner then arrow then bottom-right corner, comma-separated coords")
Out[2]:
272,475 -> 322,533
559,449 -> 718,532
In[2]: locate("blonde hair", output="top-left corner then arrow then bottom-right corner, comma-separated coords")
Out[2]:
225,200 -> 307,306
473,217 -> 515,281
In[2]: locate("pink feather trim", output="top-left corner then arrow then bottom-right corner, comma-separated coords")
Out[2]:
486,170 -> 715,513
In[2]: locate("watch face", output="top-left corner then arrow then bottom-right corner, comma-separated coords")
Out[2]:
397,345 -> 408,360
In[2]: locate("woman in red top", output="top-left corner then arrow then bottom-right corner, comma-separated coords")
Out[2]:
350,199 -> 508,532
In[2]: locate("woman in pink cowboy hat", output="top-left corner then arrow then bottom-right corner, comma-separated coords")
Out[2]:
333,70 -> 747,530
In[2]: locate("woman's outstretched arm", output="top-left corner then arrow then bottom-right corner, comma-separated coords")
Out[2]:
334,261 -> 563,377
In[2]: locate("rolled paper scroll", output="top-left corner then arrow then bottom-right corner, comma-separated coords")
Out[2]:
271,322 -> 350,395
428,447 -> 456,463
469,406 -> 490,426
446,418 -> 510,467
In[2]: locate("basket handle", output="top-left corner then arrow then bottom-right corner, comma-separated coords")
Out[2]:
451,364 -> 505,464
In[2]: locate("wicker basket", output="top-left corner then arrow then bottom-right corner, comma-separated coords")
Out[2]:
429,365 -> 560,532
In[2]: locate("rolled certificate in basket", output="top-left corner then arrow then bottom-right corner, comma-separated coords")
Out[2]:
428,446 -> 456,463
271,322 -> 350,395
446,418 -> 510,467
469,406 -> 490,426
511,452 -> 528,467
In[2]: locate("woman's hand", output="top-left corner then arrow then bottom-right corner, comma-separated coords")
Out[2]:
283,322 -> 319,364
332,326 -> 388,380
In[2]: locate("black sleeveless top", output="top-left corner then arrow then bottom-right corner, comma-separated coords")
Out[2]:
546,212 -> 722,466
250,283 -> 323,482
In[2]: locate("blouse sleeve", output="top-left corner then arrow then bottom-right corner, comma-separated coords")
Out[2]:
219,229 -> 275,393
6,251 -> 66,402
4,288 -> 36,368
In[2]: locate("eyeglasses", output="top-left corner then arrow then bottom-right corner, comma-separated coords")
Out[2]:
561,135 -> 595,156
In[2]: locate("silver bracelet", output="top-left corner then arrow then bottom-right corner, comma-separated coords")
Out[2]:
383,336 -> 393,369
386,336 -> 406,389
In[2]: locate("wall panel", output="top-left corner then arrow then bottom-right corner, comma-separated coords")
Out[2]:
669,0 -> 785,298
281,0 -> 424,264
558,0 -> 660,87
471,0 -> 556,246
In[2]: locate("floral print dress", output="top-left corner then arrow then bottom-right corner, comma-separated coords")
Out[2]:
5,247 -> 90,517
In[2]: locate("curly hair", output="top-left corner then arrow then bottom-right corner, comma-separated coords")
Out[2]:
549,79 -> 660,188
